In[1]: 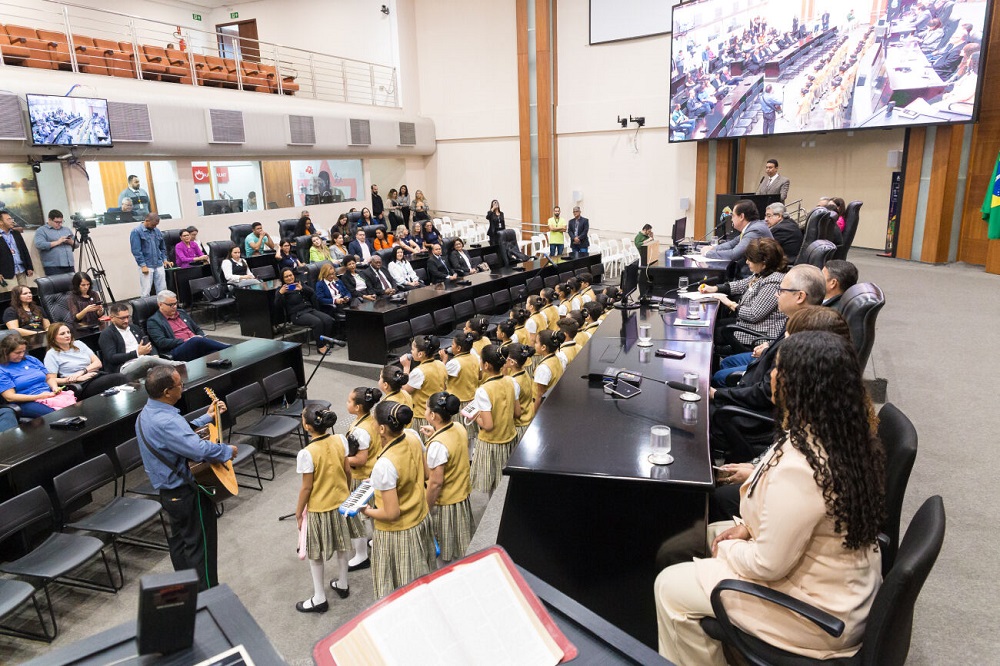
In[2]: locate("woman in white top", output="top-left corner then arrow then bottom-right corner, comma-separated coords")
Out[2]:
222,246 -> 257,286
388,247 -> 421,289
44,322 -> 127,399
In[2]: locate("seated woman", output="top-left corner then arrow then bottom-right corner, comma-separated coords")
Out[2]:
0,333 -> 67,418
701,238 -> 787,352
308,235 -> 333,263
332,213 -> 353,240
315,263 -> 351,316
394,225 -> 422,255
419,219 -> 442,251
295,214 -> 321,238
655,331 -> 884,665
373,227 -> 395,251
3,285 -> 50,336
174,228 -> 210,268
329,231 -> 350,265
358,207 -> 377,229
339,256 -> 377,302
44,323 -> 127,399
221,246 -> 258,287
274,268 -> 342,353
387,247 -> 422,289
66,272 -> 104,331
277,239 -> 306,273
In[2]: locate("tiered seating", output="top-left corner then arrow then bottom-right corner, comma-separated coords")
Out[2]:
0,22 -> 299,95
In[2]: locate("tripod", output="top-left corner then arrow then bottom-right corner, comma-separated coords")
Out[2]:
76,227 -> 116,303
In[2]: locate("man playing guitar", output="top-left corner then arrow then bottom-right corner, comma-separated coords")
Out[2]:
136,366 -> 237,591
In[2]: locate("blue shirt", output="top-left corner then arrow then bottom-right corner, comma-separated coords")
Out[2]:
33,224 -> 75,269
759,93 -> 782,114
1,229 -> 25,274
135,399 -> 232,490
129,224 -> 167,268
0,356 -> 51,395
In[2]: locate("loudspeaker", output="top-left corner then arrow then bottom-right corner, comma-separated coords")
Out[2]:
137,570 -> 199,655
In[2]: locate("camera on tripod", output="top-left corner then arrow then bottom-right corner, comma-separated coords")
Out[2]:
71,212 -> 95,238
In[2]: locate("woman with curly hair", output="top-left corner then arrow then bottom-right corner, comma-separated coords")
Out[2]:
655,331 -> 885,665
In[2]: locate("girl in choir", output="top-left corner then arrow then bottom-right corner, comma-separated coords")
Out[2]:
509,306 -> 529,344
533,330 -> 566,413
577,272 -> 597,304
379,364 -> 412,410
470,345 -> 521,496
503,343 -> 536,442
524,296 -> 548,349
295,406 -> 352,612
361,402 -> 436,597
556,317 -> 580,365
580,302 -> 604,341
444,332 -> 481,443
421,392 -> 473,564
555,283 -> 572,317
400,335 -> 447,431
465,315 -> 491,356
345,386 -> 383,571
565,277 -> 583,312
540,288 -> 561,331
495,319 -> 516,354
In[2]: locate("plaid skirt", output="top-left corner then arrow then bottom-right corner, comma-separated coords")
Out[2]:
410,416 -> 429,433
371,514 -> 437,599
346,478 -> 371,539
431,498 -> 474,562
460,400 -> 480,446
305,509 -> 351,561
471,437 -> 517,494
514,423 -> 529,443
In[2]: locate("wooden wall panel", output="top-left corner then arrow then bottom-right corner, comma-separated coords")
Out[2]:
99,161 -> 127,210
694,142 -> 709,237
536,0 -> 554,226
895,127 -> 924,261
715,141 -> 732,205
516,0 -> 532,235
262,160 -> 293,208
920,124 -> 964,263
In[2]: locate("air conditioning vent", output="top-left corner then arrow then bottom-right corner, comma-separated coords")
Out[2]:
107,102 -> 152,142
348,118 -> 371,146
398,121 -> 416,146
0,94 -> 26,140
287,114 -> 316,145
207,109 -> 245,144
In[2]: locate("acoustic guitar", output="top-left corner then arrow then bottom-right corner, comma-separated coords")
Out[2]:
189,387 -> 239,502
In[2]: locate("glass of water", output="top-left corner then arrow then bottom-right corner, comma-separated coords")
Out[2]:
678,276 -> 689,293
649,425 -> 673,465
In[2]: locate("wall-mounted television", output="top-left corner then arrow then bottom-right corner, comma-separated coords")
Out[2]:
668,0 -> 992,142
27,94 -> 113,147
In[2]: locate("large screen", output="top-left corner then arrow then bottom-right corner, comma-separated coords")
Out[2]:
669,0 -> 991,142
27,94 -> 112,147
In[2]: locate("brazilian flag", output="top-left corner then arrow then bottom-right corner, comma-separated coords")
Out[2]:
982,151 -> 1000,240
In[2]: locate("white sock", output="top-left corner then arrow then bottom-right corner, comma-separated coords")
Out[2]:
335,552 -> 349,589
349,537 -> 369,565
309,559 -> 326,604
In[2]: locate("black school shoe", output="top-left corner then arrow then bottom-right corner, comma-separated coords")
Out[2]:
295,598 -> 329,613
329,580 -> 351,598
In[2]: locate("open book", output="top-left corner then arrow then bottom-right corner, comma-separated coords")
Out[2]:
314,546 -> 576,666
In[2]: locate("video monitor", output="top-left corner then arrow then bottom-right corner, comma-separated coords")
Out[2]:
27,94 -> 113,147
669,0 -> 991,142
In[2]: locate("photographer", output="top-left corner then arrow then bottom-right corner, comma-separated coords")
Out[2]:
33,209 -> 76,276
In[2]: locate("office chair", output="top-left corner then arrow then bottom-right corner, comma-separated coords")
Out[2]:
838,282 -> 885,369
835,201 -> 863,261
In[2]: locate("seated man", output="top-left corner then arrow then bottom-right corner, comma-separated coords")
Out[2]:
822,259 -> 858,310
362,255 -> 398,296
146,290 -> 230,363
705,199 -> 773,268
670,104 -> 696,139
763,202 -> 803,263
347,229 -> 375,264
99,301 -> 178,378
427,244 -> 458,283
243,221 -> 275,257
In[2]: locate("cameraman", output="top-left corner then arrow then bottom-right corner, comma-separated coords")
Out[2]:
33,209 -> 77,276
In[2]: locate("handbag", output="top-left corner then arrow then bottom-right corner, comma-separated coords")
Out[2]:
202,284 -> 225,301
37,390 -> 78,410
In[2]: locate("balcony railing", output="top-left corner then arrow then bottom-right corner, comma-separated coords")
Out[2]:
0,0 -> 399,107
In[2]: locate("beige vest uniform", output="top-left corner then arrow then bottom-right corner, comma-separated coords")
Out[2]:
448,352 -> 480,402
373,431 -> 428,532
412,359 -> 447,414
382,390 -> 413,411
429,422 -> 471,506
305,434 -> 350,512
349,412 -> 381,482
510,369 -> 535,427
542,304 -> 560,330
478,375 -> 516,444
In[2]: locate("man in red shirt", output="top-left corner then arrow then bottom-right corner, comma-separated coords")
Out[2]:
145,290 -> 229,362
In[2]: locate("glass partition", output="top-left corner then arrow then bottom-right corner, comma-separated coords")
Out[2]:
81,160 -> 182,223
192,160 -> 264,216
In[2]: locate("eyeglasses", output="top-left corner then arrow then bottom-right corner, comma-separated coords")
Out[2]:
776,287 -> 801,295
162,301 -> 178,307
111,313 -> 130,320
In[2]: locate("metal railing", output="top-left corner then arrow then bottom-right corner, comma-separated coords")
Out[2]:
0,0 -> 399,107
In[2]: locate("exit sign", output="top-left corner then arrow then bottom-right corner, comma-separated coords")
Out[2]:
192,13 -> 202,21
230,11 -> 239,19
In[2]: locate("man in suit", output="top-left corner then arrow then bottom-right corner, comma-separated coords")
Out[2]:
755,158 -> 790,201
0,209 -> 33,291
822,260 -> 858,311
763,202 -> 803,263
705,200 -> 773,267
363,255 -> 397,296
568,207 -> 590,255
99,301 -> 177,378
448,238 -> 480,276
146,290 -> 230,363
347,229 -> 374,264
427,244 -> 458,283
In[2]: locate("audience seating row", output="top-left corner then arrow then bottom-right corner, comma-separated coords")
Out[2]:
1,24 -> 298,94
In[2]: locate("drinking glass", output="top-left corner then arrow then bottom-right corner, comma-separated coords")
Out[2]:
649,425 -> 673,465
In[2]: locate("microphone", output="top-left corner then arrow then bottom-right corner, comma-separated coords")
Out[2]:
319,336 -> 340,346
666,380 -> 698,393
700,214 -> 730,242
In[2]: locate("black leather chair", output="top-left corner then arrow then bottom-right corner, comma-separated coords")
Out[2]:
800,207 -> 831,248
347,211 -> 363,229
278,219 -> 300,241
835,200 -> 863,260
294,235 -> 312,264
499,229 -> 528,266
877,402 -> 918,577
207,240 -> 235,287
189,276 -> 235,330
35,273 -> 75,324
163,228 -> 183,265
838,282 -> 885,370
377,248 -> 396,266
702,495 -> 945,666
441,236 -> 459,259
360,224 -> 384,240
128,296 -> 160,334
307,260 -> 335,287
797,240 -> 837,269
229,224 -> 254,251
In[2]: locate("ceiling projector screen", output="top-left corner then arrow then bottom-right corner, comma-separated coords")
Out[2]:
590,0 -> 678,45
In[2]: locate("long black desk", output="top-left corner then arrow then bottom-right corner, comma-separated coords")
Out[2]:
25,584 -> 284,666
0,338 -> 304,503
764,27 -> 837,79
639,255 -> 732,298
497,303 -> 718,648
344,253 -> 601,364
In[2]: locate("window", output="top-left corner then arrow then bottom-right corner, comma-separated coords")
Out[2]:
192,160 -> 263,215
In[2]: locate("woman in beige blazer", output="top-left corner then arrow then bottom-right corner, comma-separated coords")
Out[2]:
655,331 -> 885,665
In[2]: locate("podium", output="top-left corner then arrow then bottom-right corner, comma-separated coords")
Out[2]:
716,193 -> 782,225
638,239 -> 660,266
